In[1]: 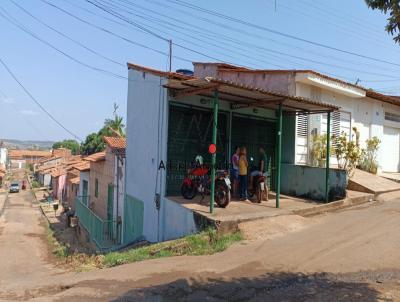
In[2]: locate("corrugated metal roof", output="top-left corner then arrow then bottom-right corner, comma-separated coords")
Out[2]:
216,68 -> 368,91
165,77 -> 339,112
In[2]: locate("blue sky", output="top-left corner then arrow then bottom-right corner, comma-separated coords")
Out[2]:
0,0 -> 399,142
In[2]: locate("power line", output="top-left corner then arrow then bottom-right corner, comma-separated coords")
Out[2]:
0,56 -> 82,141
0,88 -> 51,141
85,0 -> 248,66
9,0 -> 124,68
279,0 -> 396,50
40,0 -> 192,63
95,0 -> 285,68
166,0 -> 400,68
0,6 -> 127,80
144,0 -> 400,79
67,0 -> 295,68
88,0 -> 400,79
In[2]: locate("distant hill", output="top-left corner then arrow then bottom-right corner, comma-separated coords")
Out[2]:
0,139 -> 54,150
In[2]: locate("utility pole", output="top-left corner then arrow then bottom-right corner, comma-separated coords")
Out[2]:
169,39 -> 172,73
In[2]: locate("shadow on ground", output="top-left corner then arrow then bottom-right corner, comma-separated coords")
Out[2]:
107,271 -> 387,302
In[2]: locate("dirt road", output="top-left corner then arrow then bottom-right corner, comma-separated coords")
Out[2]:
1,188 -> 400,301
0,189 -> 67,300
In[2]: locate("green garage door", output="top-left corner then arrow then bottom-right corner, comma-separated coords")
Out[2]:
167,104 -> 228,195
231,114 -> 276,189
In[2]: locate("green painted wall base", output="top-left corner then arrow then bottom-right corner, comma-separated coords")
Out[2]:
281,164 -> 347,202
123,195 -> 144,244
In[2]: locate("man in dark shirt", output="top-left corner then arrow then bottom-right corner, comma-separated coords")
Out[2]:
250,146 -> 269,187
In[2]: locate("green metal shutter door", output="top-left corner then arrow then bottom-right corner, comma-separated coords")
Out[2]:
166,105 -> 228,196
231,114 -> 276,189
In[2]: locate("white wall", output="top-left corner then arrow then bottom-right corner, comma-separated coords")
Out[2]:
126,69 -> 168,243
295,81 -> 400,172
0,148 -> 7,166
44,174 -> 51,187
113,155 -> 125,221
160,198 -> 198,241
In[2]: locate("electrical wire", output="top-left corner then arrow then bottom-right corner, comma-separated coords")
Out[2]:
94,0 -> 286,69
40,0 -> 192,63
143,0 -> 400,78
166,0 -> 400,68
88,0 -> 400,79
85,0 -> 248,66
9,0 -> 124,67
0,88 -> 51,141
0,6 -> 127,80
0,56 -> 82,141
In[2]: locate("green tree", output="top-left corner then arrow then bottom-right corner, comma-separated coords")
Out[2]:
365,0 -> 400,44
80,133 -> 105,155
52,139 -> 80,155
80,103 -> 125,155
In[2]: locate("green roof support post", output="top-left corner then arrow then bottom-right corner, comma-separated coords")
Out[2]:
325,111 -> 331,203
210,90 -> 219,214
276,102 -> 283,208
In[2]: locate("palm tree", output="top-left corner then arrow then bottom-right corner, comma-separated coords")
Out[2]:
103,103 -> 125,137
104,115 -> 125,137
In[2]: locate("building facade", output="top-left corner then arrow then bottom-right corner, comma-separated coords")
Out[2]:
124,62 -> 345,244
193,64 -> 400,173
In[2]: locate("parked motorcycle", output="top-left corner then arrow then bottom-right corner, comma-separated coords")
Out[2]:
181,156 -> 231,208
248,157 -> 268,203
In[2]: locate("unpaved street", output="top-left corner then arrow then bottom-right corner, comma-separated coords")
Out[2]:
0,189 -> 67,300
1,189 -> 400,301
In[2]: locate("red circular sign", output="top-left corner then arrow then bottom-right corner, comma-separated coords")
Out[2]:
208,143 -> 217,154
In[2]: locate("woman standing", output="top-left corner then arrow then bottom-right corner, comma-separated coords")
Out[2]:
238,146 -> 249,201
231,146 -> 240,198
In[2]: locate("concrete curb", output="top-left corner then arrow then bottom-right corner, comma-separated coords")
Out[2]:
216,193 -> 374,234
292,194 -> 373,217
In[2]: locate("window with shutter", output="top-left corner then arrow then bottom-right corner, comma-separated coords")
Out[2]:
296,115 -> 309,164
323,111 -> 351,144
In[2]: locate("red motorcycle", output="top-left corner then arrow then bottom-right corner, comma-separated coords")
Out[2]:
248,157 -> 269,203
181,164 -> 231,208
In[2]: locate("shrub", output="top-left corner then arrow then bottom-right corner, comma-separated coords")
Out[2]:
359,136 -> 381,174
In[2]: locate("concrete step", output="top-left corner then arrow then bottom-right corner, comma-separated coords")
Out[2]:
292,190 -> 373,217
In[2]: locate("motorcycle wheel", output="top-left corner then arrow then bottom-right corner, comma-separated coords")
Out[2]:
181,183 -> 197,199
255,186 -> 262,203
215,182 -> 230,208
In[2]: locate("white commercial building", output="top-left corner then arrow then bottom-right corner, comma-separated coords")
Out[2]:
193,65 -> 400,173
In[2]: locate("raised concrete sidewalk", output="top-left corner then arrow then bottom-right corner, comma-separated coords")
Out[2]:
348,169 -> 400,200
169,190 -> 373,233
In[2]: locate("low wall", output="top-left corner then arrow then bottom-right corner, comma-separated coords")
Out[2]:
281,164 -> 347,202
161,198 -> 215,241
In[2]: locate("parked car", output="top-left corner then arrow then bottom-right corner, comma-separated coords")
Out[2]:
9,182 -> 20,193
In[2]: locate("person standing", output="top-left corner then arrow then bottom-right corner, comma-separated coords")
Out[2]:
238,146 -> 249,201
231,146 -> 240,198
